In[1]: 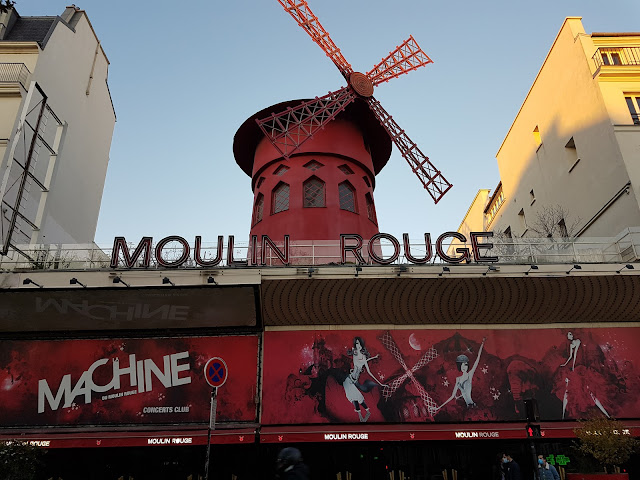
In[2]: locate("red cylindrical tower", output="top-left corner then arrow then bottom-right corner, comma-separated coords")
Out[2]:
234,99 -> 391,264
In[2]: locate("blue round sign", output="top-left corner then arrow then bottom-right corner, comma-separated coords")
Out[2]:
204,357 -> 228,388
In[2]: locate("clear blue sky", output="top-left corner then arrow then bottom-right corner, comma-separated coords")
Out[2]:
20,0 -> 640,245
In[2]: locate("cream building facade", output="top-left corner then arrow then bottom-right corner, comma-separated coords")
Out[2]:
0,5 -> 114,254
457,18 -> 640,248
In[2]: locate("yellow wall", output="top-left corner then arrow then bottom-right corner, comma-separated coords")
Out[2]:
488,18 -> 640,238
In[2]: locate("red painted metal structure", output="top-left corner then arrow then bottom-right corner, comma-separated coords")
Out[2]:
234,0 -> 452,251
234,100 -> 391,244
253,0 -> 452,204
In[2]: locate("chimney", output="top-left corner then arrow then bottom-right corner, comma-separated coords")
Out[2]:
0,5 -> 19,40
60,5 -> 81,24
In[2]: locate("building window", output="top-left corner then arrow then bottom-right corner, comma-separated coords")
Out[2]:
625,96 -> 640,125
533,126 -> 541,146
601,51 -> 622,66
485,189 -> 505,226
363,176 -> 371,187
529,189 -> 535,205
256,176 -> 265,188
338,164 -> 354,175
272,182 -> 289,214
339,181 -> 357,213
304,160 -> 324,171
366,193 -> 377,224
274,165 -> 289,176
252,194 -> 264,225
518,208 -> 527,234
504,226 -> 512,238
558,218 -> 568,238
565,137 -> 580,172
303,177 -> 325,208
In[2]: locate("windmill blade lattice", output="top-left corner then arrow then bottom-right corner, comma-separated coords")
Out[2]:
277,0 -> 353,79
261,0 -> 452,204
366,96 -> 452,203
367,36 -> 433,86
256,87 -> 356,159
380,331 -> 438,417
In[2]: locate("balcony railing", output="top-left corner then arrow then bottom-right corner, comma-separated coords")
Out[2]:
593,47 -> 640,70
0,62 -> 31,89
0,232 -> 638,271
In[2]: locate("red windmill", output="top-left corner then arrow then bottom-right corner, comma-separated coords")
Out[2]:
259,0 -> 451,203
234,0 -> 451,262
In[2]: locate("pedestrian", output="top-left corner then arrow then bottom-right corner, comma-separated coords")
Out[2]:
276,447 -> 309,480
504,453 -> 521,480
537,455 -> 560,480
492,453 -> 506,480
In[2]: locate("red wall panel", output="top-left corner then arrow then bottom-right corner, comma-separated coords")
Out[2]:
262,327 -> 640,424
0,336 -> 259,426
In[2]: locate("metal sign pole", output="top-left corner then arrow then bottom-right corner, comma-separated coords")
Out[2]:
204,387 -> 218,480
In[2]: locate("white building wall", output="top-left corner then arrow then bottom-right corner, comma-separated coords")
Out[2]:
490,18 -> 640,238
0,7 -> 115,247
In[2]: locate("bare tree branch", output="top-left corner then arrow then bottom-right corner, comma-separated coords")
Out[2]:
529,204 -> 581,239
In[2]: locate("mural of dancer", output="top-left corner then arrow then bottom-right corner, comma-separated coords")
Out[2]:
557,331 -> 611,419
343,336 -> 386,422
560,331 -> 581,371
436,337 -> 486,410
260,327 -> 640,425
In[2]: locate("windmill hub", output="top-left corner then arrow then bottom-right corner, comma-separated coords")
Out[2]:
349,72 -> 374,97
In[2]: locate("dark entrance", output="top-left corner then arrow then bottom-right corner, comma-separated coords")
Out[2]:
33,438 -> 638,480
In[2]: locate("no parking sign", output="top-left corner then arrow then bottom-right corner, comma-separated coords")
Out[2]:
204,357 -> 228,388
204,356 -> 227,480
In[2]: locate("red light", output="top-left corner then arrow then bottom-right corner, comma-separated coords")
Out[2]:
541,431 -> 545,437
385,466 -> 388,470
528,427 -> 533,436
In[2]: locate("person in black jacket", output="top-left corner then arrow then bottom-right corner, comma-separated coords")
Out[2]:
276,447 -> 310,480
492,453 -> 506,480
504,453 -> 521,480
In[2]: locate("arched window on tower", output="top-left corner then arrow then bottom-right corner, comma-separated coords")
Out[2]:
274,165 -> 289,176
272,182 -> 290,214
339,181 -> 357,213
252,193 -> 264,225
304,160 -> 324,171
365,193 -> 377,224
303,176 -> 325,208
338,164 -> 354,175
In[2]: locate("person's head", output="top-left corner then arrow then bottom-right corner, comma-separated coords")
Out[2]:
538,455 -> 547,466
277,447 -> 303,472
567,331 -> 574,340
353,337 -> 365,352
456,354 -> 469,372
504,453 -> 513,463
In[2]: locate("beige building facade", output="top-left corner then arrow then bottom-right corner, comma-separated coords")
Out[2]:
0,6 -> 115,253
458,18 -> 640,245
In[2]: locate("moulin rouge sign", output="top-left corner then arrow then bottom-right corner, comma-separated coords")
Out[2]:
109,232 -> 498,268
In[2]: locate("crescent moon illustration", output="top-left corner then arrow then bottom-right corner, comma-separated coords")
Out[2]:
409,333 -> 422,351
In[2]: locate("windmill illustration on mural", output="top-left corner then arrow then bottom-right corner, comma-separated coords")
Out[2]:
256,0 -> 452,204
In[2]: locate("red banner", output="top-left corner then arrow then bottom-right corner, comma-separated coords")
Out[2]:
262,327 -> 640,425
0,336 -> 259,426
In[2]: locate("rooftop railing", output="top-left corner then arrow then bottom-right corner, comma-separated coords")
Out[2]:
0,232 -> 638,271
0,62 -> 31,89
593,47 -> 640,70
